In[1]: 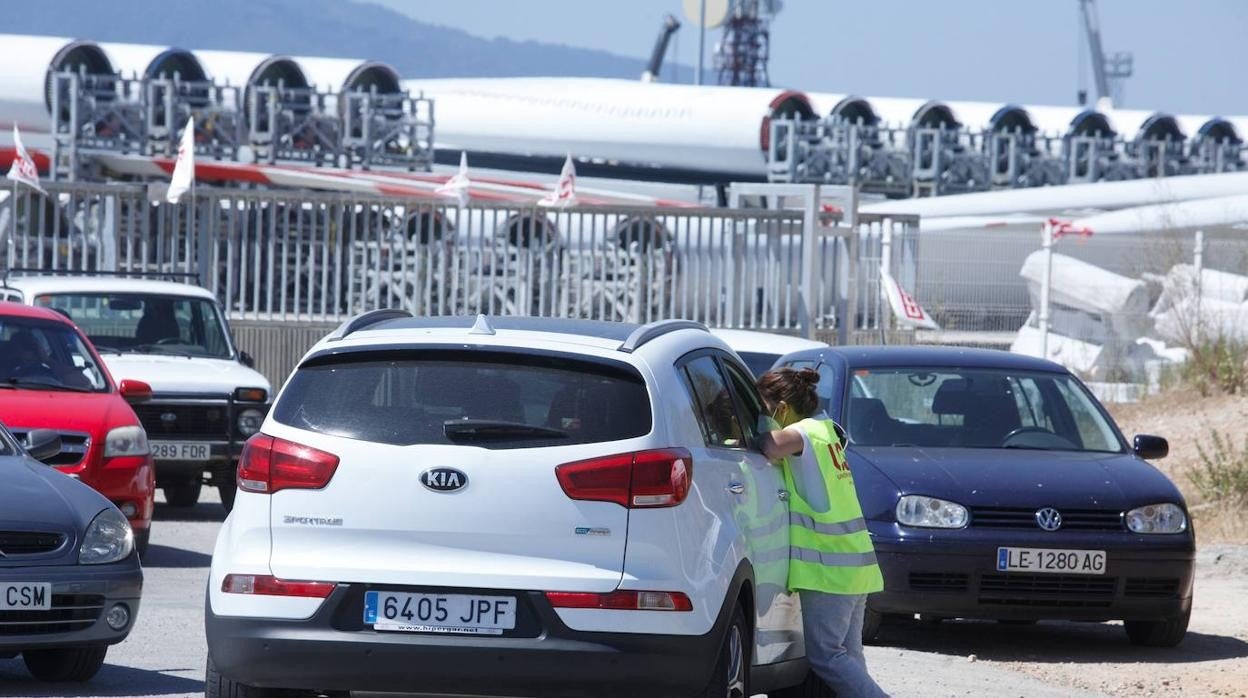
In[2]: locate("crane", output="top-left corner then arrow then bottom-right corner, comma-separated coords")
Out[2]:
1078,0 -> 1133,107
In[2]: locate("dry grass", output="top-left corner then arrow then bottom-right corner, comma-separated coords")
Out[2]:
1187,501 -> 1248,543
1108,388 -> 1248,544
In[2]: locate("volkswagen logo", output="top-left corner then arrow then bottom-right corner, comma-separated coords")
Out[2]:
420,467 -> 468,493
1035,507 -> 1063,531
160,412 -> 178,424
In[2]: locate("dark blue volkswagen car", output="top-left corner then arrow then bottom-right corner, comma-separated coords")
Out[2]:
773,346 -> 1193,647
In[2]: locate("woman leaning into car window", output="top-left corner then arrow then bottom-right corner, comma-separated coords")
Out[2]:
756,367 -> 888,698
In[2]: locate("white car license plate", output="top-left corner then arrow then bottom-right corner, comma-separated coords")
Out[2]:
151,442 -> 210,461
997,547 -> 1106,575
0,583 -> 51,610
363,591 -> 517,635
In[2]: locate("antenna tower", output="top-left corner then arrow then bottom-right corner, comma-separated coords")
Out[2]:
713,0 -> 779,87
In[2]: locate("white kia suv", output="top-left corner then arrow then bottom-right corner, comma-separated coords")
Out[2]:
205,312 -> 827,698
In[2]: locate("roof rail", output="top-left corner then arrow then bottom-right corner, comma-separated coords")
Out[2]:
1,268 -> 201,286
327,308 -> 413,342
618,320 -> 708,353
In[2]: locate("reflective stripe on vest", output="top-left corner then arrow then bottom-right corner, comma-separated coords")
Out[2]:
790,512 -> 869,536
781,418 -> 885,595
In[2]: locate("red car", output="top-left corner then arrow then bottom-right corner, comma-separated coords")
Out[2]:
0,302 -> 155,554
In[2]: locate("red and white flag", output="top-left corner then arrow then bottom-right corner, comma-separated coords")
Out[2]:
166,117 -> 195,204
7,126 -> 45,195
880,266 -> 940,331
538,154 -> 578,208
1048,217 -> 1093,239
435,151 -> 471,207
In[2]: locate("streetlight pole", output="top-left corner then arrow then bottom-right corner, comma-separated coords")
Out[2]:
696,0 -> 706,85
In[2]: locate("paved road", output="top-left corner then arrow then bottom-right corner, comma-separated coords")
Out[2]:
2,492 -> 1242,697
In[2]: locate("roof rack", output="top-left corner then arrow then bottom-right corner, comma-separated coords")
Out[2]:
327,308 -> 414,342
1,268 -> 202,286
618,320 -> 708,353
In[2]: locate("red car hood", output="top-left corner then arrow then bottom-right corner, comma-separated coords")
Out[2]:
0,389 -> 133,434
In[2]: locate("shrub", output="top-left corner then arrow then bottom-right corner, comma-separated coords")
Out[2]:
1179,337 -> 1248,397
1190,430 -> 1248,503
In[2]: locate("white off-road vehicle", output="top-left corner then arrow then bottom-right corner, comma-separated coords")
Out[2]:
1,272 -> 271,511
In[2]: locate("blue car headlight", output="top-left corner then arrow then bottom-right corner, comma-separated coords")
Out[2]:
79,508 -> 134,564
1126,503 -> 1187,534
896,495 -> 969,529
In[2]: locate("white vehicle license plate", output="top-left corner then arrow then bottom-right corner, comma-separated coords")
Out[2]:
997,547 -> 1106,575
363,591 -> 517,635
151,442 -> 210,461
0,583 -> 51,610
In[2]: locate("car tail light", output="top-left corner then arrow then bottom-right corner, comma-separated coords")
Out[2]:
221,574 -> 336,598
545,590 -> 693,612
555,448 -> 692,509
237,434 -> 339,494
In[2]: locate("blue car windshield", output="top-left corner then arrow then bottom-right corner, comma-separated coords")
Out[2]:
845,367 -> 1123,452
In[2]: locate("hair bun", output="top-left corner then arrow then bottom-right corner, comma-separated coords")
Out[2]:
797,367 -> 820,385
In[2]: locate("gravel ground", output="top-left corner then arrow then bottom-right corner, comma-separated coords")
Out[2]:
2,490 -> 1244,698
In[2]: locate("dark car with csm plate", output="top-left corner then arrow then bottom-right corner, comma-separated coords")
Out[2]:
0,422 -> 142,682
775,346 -> 1194,647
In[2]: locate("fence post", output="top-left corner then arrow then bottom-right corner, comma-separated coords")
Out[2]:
101,193 -> 118,271
1193,228 -> 1204,343
879,220 -> 893,340
1038,219 -> 1054,359
799,185 -> 818,340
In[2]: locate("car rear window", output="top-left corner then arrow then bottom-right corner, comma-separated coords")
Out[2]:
272,350 -> 652,448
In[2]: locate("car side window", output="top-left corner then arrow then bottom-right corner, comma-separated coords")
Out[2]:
681,355 -> 745,449
720,358 -> 767,442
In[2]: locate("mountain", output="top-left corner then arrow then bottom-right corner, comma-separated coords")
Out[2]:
4,0 -> 680,80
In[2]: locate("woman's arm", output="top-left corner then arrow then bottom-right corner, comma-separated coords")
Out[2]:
756,427 -> 805,461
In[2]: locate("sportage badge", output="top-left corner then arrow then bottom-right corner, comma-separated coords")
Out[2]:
420,467 -> 468,493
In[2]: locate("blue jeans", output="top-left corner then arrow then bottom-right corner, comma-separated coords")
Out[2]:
799,591 -> 889,697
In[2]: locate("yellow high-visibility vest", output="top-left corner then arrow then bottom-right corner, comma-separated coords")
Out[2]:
780,418 -> 884,595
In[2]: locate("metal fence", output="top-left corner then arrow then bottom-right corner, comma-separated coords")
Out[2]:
914,224 -> 1248,391
0,181 -> 919,384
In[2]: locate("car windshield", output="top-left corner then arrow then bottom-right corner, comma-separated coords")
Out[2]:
0,316 -> 109,392
737,351 -> 780,378
273,350 -> 652,449
35,293 -> 233,359
845,367 -> 1123,453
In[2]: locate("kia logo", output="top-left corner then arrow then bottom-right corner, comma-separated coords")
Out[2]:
160,412 -> 178,423
1035,507 -> 1063,532
420,467 -> 468,493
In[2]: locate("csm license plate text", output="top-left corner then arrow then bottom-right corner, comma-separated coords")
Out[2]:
364,591 -> 516,635
997,547 -> 1106,574
0,583 -> 52,610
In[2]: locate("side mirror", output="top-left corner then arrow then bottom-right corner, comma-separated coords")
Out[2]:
239,351 -> 255,369
1133,434 -> 1169,460
118,379 -> 153,404
26,429 -> 62,463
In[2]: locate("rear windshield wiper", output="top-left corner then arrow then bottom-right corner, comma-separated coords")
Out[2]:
5,377 -> 91,393
444,420 -> 569,440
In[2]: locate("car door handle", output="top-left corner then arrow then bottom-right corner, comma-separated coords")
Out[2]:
777,489 -> 789,501
727,482 -> 745,495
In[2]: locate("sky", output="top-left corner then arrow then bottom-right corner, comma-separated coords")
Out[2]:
367,0 -> 1248,116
